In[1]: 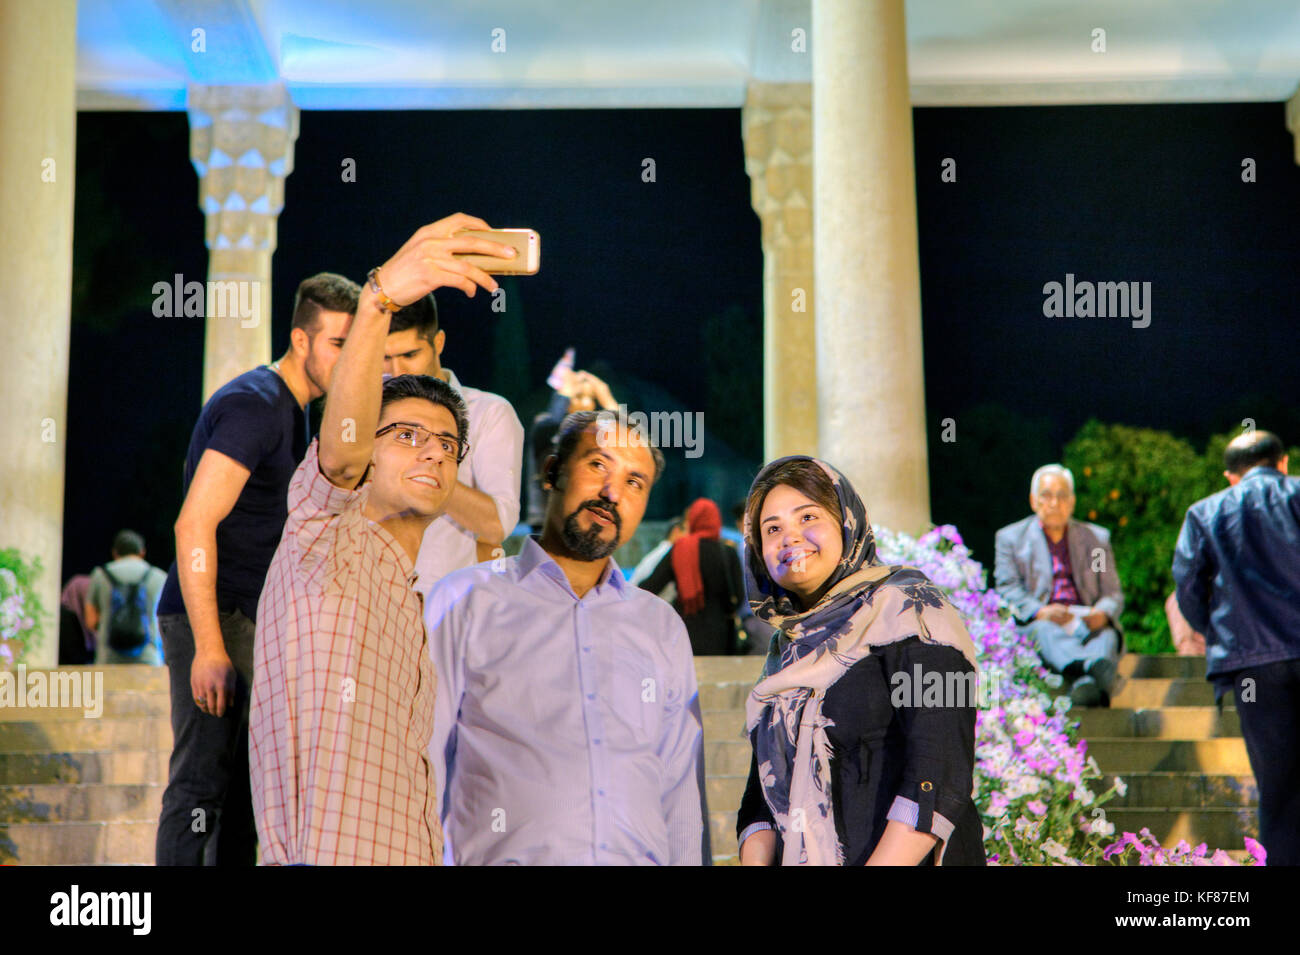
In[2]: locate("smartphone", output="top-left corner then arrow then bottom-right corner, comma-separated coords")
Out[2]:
456,228 -> 540,275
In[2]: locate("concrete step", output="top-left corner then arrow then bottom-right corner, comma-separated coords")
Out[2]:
699,682 -> 752,712
1087,738 -> 1252,774
0,718 -> 172,754
705,740 -> 752,776
693,656 -> 765,685
0,750 -> 169,786
0,690 -> 172,722
1117,655 -> 1206,679
1074,707 -> 1240,739
0,783 -> 162,823
0,820 -> 156,865
707,773 -> 747,812
709,810 -> 738,855
1108,772 -> 1257,809
1110,679 -> 1216,708
1103,808 -> 1257,850
702,710 -> 748,742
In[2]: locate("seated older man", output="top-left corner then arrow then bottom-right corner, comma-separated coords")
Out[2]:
994,464 -> 1124,707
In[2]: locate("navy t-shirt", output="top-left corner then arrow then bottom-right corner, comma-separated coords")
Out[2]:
157,366 -> 308,622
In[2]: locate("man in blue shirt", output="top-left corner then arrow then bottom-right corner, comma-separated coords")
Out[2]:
1174,429 -> 1300,866
426,410 -> 709,865
154,272 -> 359,865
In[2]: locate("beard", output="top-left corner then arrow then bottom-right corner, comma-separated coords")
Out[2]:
560,500 -> 622,561
303,345 -> 330,398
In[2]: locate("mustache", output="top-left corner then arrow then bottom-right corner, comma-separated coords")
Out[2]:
575,499 -> 621,527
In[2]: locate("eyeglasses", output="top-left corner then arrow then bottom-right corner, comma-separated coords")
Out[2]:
375,422 -> 468,462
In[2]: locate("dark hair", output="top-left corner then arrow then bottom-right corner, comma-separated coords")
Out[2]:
379,374 -> 470,461
388,292 -> 439,340
546,410 -> 666,487
111,529 -> 145,558
745,459 -> 844,548
1224,430 -> 1285,475
291,272 -> 361,335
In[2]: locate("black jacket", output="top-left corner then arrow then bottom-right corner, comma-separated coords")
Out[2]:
737,636 -> 986,866
1174,466 -> 1300,677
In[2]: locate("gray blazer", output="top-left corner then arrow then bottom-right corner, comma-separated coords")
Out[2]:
993,515 -> 1124,632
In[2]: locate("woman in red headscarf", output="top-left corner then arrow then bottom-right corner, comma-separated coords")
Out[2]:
639,497 -> 747,655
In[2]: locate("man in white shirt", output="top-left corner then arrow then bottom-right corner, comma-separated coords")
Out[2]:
383,294 -> 525,587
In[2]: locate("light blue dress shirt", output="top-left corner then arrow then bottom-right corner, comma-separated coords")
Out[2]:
425,536 -> 709,865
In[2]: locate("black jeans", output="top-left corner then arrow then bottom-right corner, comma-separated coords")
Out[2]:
1229,657 -> 1300,866
156,609 -> 258,866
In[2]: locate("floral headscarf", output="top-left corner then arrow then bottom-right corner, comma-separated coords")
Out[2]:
742,456 -> 977,866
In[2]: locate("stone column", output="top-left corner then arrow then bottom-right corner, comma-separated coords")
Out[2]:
0,0 -> 77,667
188,84 -> 298,402
812,0 -> 931,534
743,83 -> 818,462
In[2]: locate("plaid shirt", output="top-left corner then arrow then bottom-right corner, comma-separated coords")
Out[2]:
250,439 -> 441,865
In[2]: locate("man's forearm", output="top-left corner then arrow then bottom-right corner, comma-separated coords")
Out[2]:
320,288 -> 389,482
441,481 -> 506,543
175,522 -> 226,658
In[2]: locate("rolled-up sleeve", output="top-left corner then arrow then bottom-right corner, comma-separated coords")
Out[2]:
888,641 -> 978,862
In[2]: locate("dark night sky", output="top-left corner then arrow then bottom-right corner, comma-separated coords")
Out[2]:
64,101 -> 1300,581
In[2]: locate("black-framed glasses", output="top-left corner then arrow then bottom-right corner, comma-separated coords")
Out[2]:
375,422 -> 468,462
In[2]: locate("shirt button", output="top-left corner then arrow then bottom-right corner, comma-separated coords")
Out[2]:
586,693 -> 595,701
600,843 -> 609,850
593,738 -> 602,745
598,789 -> 606,796
582,646 -> 591,653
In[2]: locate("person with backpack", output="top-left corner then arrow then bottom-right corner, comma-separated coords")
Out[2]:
85,529 -> 168,665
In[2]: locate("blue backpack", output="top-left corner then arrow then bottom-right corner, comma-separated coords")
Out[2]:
101,566 -> 149,654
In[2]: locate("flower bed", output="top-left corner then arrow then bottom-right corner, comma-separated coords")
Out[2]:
874,524 -> 1264,866
0,549 -> 45,669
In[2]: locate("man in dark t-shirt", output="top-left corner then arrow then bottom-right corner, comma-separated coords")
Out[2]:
154,272 -> 359,866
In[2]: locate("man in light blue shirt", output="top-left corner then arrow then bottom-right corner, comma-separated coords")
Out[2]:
425,410 -> 708,865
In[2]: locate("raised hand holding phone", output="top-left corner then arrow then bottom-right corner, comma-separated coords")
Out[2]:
374,213 -> 519,305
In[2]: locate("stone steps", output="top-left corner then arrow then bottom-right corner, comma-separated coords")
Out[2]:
1074,707 -> 1239,738
0,821 -> 156,865
0,665 -> 172,864
0,783 -> 162,823
0,718 -> 172,753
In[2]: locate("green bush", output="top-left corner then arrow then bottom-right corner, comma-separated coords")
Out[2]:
1063,423 -> 1210,653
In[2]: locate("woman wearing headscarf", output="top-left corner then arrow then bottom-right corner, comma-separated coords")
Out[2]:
735,457 -> 986,865
639,497 -> 746,655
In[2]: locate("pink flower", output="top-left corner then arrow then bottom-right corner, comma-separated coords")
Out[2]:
1026,800 -> 1047,816
1243,838 -> 1267,865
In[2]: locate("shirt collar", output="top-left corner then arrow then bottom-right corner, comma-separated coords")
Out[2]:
1241,465 -> 1284,483
441,367 -> 462,394
517,535 -> 628,600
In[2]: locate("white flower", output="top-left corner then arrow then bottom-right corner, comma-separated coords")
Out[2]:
1113,776 -> 1128,798
1041,839 -> 1069,860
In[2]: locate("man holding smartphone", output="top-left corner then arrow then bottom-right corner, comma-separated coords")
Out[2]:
248,214 -> 516,865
